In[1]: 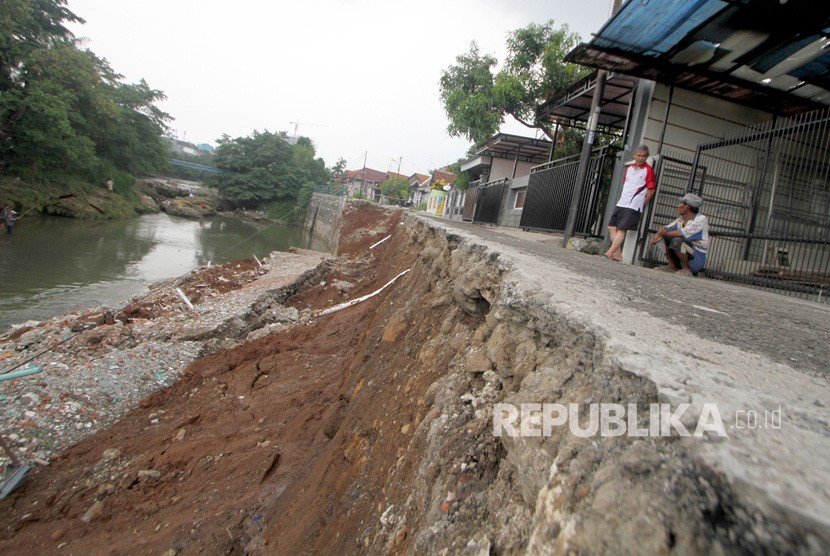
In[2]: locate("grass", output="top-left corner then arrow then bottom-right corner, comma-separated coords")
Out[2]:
0,174 -> 145,219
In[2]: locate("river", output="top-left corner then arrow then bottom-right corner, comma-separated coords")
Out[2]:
0,212 -> 327,330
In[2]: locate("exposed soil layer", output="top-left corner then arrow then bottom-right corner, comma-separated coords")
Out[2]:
0,203 -> 448,554
1,202 -> 827,555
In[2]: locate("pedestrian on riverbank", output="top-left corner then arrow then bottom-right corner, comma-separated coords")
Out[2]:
604,145 -> 657,262
106,179 -> 114,192
1,205 -> 17,234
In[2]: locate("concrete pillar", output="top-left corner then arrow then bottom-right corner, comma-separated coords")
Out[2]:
621,230 -> 638,264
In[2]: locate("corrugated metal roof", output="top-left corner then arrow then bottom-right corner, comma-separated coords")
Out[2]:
472,133 -> 553,164
537,72 -> 636,128
565,0 -> 830,114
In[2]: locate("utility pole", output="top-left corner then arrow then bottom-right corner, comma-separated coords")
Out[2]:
289,120 -> 327,138
562,0 -> 622,248
561,72 -> 607,247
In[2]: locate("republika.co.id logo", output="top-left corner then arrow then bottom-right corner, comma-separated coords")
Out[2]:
492,403 -> 782,438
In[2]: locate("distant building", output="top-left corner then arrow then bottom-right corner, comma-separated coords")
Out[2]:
408,173 -> 430,206
166,138 -> 201,156
424,170 -> 456,216
343,167 -> 387,200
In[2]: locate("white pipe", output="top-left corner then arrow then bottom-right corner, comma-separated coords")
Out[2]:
369,235 -> 392,250
315,269 -> 411,317
253,254 -> 262,268
175,287 -> 195,311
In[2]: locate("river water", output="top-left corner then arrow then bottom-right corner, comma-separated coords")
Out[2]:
0,212 -> 327,330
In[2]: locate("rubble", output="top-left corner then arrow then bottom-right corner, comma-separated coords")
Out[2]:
0,248 -> 333,467
0,202 -> 826,555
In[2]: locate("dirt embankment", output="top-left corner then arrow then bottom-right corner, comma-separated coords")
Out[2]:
0,203 -> 826,555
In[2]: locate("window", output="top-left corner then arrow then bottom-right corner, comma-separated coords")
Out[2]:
514,190 -> 526,209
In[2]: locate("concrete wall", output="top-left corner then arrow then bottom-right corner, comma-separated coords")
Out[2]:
443,189 -> 466,221
305,192 -> 345,251
490,158 -> 538,181
497,175 -> 529,227
643,84 -> 772,159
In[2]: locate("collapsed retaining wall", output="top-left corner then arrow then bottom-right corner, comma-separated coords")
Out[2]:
263,204 -> 829,553
305,192 -> 346,249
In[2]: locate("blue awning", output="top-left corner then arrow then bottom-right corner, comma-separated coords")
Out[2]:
566,0 -> 830,114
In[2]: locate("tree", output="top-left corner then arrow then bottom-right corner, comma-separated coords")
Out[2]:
379,176 -> 410,203
0,0 -> 83,90
328,157 -> 347,184
0,0 -> 170,180
211,131 -> 331,206
439,20 -> 588,145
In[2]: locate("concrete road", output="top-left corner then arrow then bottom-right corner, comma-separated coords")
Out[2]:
420,214 -> 830,378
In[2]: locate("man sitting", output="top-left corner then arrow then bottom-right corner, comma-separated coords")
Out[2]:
650,193 -> 709,276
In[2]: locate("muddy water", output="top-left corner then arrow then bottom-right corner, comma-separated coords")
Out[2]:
0,212 -> 326,329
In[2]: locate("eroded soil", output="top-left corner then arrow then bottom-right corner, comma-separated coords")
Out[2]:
0,203 -> 466,555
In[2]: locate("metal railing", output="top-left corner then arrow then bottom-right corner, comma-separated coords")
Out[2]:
640,107 -> 830,303
313,184 -> 346,196
463,185 -> 479,221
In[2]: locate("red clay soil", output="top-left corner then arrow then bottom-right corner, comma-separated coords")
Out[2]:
0,204 -> 479,554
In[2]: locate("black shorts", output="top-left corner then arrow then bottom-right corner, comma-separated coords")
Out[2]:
608,206 -> 642,231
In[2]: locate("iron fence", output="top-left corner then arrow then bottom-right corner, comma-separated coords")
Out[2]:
640,107 -> 830,303
519,146 -> 618,235
313,184 -> 346,196
472,179 -> 507,225
463,184 -> 479,221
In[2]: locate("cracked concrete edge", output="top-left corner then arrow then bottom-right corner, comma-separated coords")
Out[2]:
408,213 -> 830,536
173,250 -> 335,342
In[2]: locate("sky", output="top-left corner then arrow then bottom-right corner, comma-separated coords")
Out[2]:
66,0 -> 612,176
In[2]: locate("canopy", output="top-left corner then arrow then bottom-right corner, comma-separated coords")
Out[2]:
565,0 -> 830,115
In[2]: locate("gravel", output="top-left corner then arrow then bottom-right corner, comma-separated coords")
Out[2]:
0,248 -> 332,468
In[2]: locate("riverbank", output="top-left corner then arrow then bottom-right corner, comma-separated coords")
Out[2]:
0,248 -> 333,466
0,202 -> 828,555
0,175 -> 225,220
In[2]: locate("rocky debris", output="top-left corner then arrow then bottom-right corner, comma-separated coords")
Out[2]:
139,178 -> 220,218
0,249 -> 333,468
565,236 -> 602,254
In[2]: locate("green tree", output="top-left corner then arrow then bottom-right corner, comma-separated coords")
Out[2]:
380,176 -> 410,202
0,0 -> 82,90
0,0 -> 170,181
439,20 -> 587,145
329,157 -> 347,184
211,131 -> 330,207
103,77 -> 171,176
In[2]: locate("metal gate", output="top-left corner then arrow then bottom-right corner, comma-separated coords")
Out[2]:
472,178 -> 507,225
519,146 -> 618,236
637,154 -> 705,263
642,108 -> 830,303
462,185 -> 478,221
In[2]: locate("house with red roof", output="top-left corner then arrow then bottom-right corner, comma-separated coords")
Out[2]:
342,167 -> 388,200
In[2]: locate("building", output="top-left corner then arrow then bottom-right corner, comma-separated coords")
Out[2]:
455,134 -> 553,225
530,0 -> 830,302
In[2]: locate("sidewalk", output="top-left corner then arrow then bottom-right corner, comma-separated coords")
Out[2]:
420,214 -> 829,377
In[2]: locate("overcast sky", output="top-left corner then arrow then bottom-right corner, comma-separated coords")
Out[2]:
66,0 -> 612,176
